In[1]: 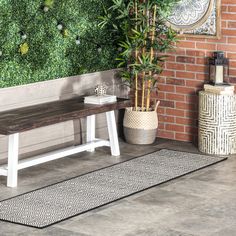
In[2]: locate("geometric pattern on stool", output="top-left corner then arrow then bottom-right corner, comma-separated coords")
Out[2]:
0,149 -> 226,228
199,91 -> 236,155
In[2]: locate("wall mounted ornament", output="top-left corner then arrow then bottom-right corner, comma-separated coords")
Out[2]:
167,0 -> 221,38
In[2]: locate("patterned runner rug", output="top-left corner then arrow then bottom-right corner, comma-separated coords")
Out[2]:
0,149 -> 226,228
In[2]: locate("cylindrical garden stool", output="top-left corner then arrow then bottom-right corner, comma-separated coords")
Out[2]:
199,91 -> 236,155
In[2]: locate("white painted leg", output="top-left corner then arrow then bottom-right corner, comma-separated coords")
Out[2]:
7,133 -> 19,188
106,111 -> 120,156
86,115 -> 96,152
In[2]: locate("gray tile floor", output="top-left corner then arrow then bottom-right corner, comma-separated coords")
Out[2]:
0,138 -> 235,236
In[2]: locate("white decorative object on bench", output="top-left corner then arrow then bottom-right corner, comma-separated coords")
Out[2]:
84,95 -> 117,104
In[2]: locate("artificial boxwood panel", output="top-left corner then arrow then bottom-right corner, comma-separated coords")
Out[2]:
0,0 -> 117,88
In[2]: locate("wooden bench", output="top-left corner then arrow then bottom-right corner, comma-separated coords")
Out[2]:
0,97 -> 131,187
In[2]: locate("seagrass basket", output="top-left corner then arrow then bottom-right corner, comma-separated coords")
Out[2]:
123,103 -> 159,144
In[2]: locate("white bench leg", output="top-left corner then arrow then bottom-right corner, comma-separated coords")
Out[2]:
106,111 -> 120,156
86,115 -> 96,152
7,133 -> 19,188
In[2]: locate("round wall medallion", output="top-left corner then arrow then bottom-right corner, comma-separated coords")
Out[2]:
167,0 -> 214,32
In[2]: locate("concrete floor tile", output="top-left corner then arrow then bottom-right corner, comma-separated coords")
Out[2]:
158,212 -> 228,236
16,227 -> 88,236
0,221 -> 33,236
128,188 -> 205,212
56,201 -> 176,236
124,227 -> 197,236
188,191 -> 236,224
56,213 -> 134,236
209,227 -> 236,236
161,178 -> 232,199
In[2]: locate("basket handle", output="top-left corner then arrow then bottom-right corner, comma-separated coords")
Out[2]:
155,100 -> 160,112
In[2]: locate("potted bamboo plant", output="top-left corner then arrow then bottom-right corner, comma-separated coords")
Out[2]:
99,0 -> 179,144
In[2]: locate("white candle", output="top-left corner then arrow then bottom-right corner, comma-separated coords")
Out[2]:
215,65 -> 224,84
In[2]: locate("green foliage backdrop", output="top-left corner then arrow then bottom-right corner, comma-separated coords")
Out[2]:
0,0 -> 117,88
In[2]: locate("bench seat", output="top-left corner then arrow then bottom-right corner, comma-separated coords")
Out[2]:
0,96 -> 131,187
0,97 -> 131,135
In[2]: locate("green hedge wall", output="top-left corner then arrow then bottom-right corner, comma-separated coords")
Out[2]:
0,0 -> 117,88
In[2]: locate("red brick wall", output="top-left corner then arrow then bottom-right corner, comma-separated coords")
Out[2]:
156,0 -> 236,143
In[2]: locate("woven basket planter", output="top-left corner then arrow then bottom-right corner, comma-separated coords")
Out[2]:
123,107 -> 158,145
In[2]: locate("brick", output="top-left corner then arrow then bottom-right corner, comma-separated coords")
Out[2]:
196,57 -> 208,65
175,133 -> 194,142
149,91 -> 159,99
196,42 -> 217,51
166,55 -> 176,62
166,108 -> 185,117
228,6 -> 236,12
166,124 -> 184,132
186,50 -> 205,57
176,56 -> 195,64
176,71 -> 195,79
221,5 -> 227,13
155,76 -> 166,84
166,93 -> 185,102
227,52 -> 236,59
157,130 -> 174,139
161,70 -> 175,77
158,115 -> 175,123
230,69 -> 236,76
221,21 -> 227,29
229,77 -> 236,83
228,21 -> 236,28
156,91 -> 165,100
177,41 -> 196,49
176,102 -> 196,110
229,60 -> 236,67
176,117 -> 196,125
228,37 -> 236,44
158,84 -> 175,92
207,37 -> 227,44
166,62 -> 186,71
196,73 -> 209,81
224,77 -> 231,84
224,0 -> 236,4
157,107 -> 165,115
205,51 -> 214,57
167,49 -> 186,56
159,100 -> 175,108
186,80 -> 204,88
222,13 -> 236,21
176,86 -> 196,95
184,37 -> 206,42
166,78 -> 185,85
217,44 -> 236,52
222,29 -> 236,36
186,65 -> 207,73
158,122 -> 165,130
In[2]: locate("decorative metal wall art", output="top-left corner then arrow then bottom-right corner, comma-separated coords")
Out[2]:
167,0 -> 221,38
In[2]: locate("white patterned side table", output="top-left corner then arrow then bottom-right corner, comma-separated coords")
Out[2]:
199,91 -> 236,155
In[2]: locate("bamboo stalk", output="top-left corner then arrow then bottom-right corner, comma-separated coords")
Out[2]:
146,4 -> 157,110
141,0 -> 147,112
134,0 -> 138,111
141,68 -> 145,111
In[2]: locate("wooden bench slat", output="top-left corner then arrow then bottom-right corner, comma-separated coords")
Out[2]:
0,97 -> 131,135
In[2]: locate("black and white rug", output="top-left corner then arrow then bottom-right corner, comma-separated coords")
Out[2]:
0,149 -> 226,228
